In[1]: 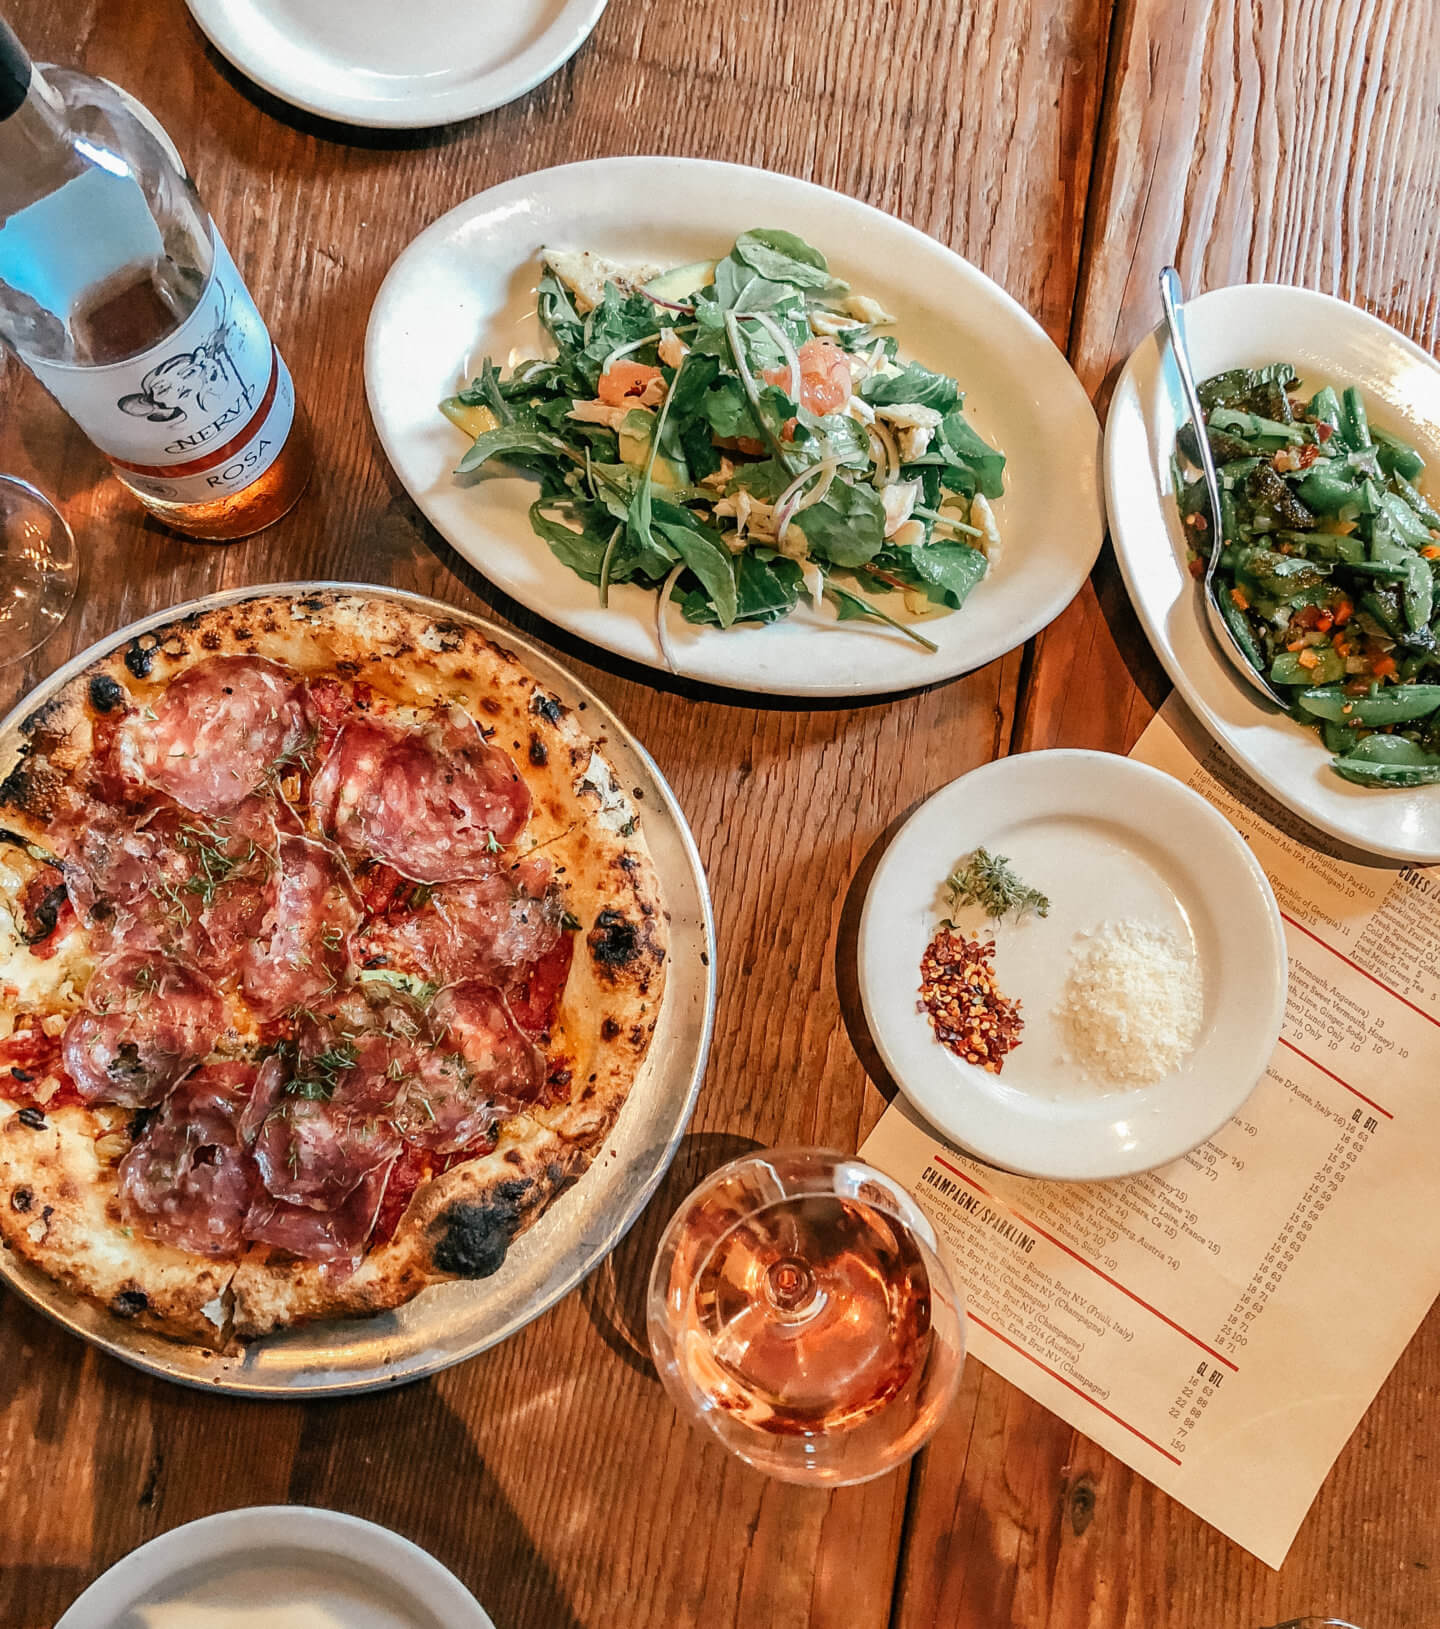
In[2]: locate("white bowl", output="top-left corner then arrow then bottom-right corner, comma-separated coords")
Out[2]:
1106,283 -> 1440,861
57,1506 -> 494,1628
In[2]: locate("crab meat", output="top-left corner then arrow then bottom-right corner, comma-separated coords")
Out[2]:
876,403 -> 943,461
842,293 -> 895,325
808,311 -> 863,339
881,479 -> 921,538
657,326 -> 690,369
567,400 -> 633,430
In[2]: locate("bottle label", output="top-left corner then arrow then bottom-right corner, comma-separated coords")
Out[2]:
28,229 -> 291,496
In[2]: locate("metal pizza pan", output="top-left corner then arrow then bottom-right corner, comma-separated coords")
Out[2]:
0,582 -> 715,1395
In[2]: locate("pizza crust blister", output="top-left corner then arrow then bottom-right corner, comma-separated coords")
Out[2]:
0,592 -> 667,1346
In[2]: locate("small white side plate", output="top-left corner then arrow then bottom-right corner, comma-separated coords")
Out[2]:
365,156 -> 1104,698
1106,283 -> 1440,862
857,750 -> 1287,1181
184,0 -> 607,127
57,1506 -> 495,1628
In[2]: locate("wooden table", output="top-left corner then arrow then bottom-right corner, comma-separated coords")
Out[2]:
3,1 -> 1438,1624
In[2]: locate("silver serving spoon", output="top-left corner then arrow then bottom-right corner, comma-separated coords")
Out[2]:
1158,266 -> 1290,708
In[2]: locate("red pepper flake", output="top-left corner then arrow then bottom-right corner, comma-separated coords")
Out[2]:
917,928 -> 1024,1073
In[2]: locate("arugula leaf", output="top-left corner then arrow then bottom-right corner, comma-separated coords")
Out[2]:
907,541 -> 988,609
577,285 -> 659,391
653,505 -> 739,627
732,229 -> 835,289
936,408 -> 1006,499
456,423 -> 566,476
456,360 -> 514,423
727,459 -> 793,500
793,479 -> 887,567
679,416 -> 723,481
807,411 -> 872,468
823,578 -> 939,651
528,499 -> 618,581
861,361 -> 961,413
700,374 -> 762,442
677,550 -> 803,625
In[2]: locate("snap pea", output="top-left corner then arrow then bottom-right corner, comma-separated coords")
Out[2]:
1305,386 -> 1343,436
1275,528 -> 1366,564
1332,733 -> 1440,787
1207,407 -> 1309,449
1379,491 -> 1435,551
1215,586 -> 1267,674
1403,555 -> 1435,631
1271,647 -> 1344,686
1297,683 -> 1440,725
1321,718 -> 1361,753
1392,470 -> 1440,530
1372,426 -> 1426,483
1340,385 -> 1372,449
1296,467 -> 1362,514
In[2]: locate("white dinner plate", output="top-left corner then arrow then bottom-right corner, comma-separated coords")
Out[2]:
57,1506 -> 494,1629
184,0 -> 607,127
1107,282 -> 1440,862
857,750 -> 1287,1180
365,157 -> 1105,698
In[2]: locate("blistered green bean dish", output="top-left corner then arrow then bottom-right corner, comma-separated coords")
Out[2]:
1175,364 -> 1440,788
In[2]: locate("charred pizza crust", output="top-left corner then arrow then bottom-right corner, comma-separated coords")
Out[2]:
0,591 -> 668,1345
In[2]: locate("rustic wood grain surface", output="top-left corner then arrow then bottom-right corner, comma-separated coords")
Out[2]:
0,0 -> 1435,1625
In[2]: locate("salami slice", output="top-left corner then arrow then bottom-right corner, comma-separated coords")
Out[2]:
59,801 -> 278,974
61,952 -> 225,1107
118,1061 -> 259,1256
239,836 -> 360,1019
394,984 -> 545,1153
243,1158 -> 393,1275
244,1029 -> 402,1209
311,708 -> 530,884
360,857 -> 563,990
116,655 -> 311,816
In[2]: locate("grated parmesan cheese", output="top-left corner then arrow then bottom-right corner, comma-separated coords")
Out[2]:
1057,919 -> 1203,1086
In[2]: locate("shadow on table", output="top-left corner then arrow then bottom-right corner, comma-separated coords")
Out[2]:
831,806 -> 923,1108
286,1377 -> 584,1628
579,1130 -> 762,1380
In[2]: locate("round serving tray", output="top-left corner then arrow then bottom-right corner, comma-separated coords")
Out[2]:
0,582 -> 716,1395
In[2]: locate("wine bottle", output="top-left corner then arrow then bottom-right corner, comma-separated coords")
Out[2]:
0,18 -> 311,541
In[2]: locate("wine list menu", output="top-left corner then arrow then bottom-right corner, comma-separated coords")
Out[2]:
860,696 -> 1440,1567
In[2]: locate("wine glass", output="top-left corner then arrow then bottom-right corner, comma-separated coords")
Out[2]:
0,474 -> 77,667
646,1147 -> 965,1484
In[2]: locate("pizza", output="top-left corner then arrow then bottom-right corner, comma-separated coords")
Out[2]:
0,591 -> 667,1345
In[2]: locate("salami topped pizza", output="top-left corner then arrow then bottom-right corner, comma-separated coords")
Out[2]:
0,592 -> 667,1345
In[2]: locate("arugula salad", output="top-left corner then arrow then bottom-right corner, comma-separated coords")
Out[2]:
1176,364 -> 1440,787
441,230 -> 1005,659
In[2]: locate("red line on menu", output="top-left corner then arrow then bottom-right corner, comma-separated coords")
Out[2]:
1277,1037 -> 1394,1120
1279,910 -> 1440,1031
969,1312 -> 1184,1467
932,1154 -> 1240,1372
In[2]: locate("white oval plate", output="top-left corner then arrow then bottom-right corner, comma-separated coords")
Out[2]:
184,0 -> 606,127
57,1506 -> 494,1629
1107,283 -> 1440,862
857,751 -> 1286,1181
365,157 -> 1105,698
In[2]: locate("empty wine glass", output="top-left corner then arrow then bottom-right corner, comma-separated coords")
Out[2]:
0,474 -> 77,666
647,1147 -> 965,1485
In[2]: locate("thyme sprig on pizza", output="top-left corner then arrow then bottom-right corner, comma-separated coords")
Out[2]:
0,594 -> 666,1344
